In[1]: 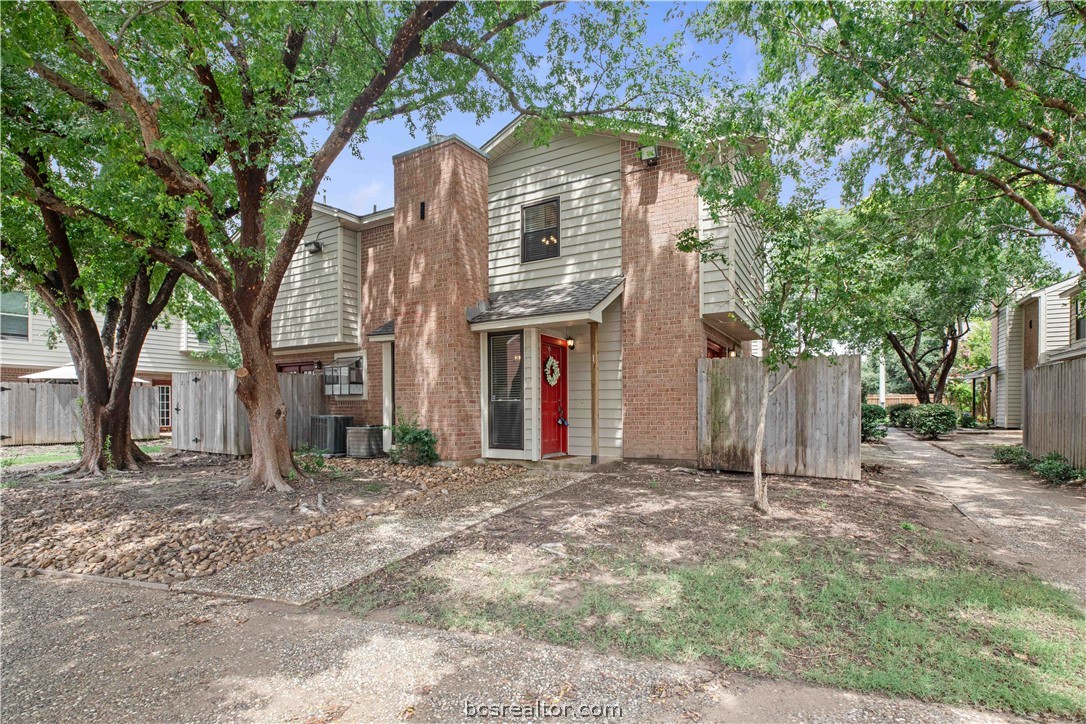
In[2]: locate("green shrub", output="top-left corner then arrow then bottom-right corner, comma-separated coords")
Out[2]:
295,442 -> 328,474
861,404 -> 888,442
386,410 -> 439,466
1032,453 -> 1084,485
993,444 -> 1034,468
959,412 -> 978,429
886,403 -> 915,427
909,404 -> 958,439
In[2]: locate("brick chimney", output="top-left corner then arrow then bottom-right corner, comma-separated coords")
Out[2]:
391,137 -> 489,461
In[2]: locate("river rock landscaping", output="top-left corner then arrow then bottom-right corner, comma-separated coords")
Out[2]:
0,452 -> 520,584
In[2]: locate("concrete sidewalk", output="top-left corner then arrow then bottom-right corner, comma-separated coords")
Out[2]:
0,573 -> 1020,723
880,429 -> 1086,602
181,469 -> 587,605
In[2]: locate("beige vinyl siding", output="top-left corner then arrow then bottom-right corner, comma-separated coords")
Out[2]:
272,210 -> 350,349
562,298 -> 623,458
731,208 -> 763,328
488,132 -> 622,293
698,198 -> 762,331
0,311 -> 220,374
341,227 -> 361,343
1040,284 -> 1072,361
994,305 -> 1025,428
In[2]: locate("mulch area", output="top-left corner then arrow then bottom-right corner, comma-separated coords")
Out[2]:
0,452 -> 520,584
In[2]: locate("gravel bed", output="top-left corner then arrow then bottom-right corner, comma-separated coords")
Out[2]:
0,457 -> 521,585
182,468 -> 586,604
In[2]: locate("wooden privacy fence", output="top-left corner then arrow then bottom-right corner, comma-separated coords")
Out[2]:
698,355 -> 861,481
1023,357 -> 1086,467
0,382 -> 158,445
865,393 -> 920,407
171,370 -> 326,456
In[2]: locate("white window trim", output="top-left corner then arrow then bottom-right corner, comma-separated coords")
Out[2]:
480,329 -> 540,461
1,291 -> 31,342
328,349 -> 367,399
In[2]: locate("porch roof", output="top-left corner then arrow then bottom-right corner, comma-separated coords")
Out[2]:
368,320 -> 394,337
960,365 -> 998,381
469,276 -> 624,329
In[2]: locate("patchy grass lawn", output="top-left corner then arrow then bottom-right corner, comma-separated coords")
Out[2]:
0,443 -> 164,471
329,465 -> 1086,718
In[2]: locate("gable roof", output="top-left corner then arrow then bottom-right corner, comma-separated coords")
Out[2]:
481,115 -> 676,162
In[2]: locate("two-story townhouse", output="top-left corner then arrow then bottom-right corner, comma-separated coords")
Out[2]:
986,276 -> 1085,428
0,291 -> 223,429
271,119 -> 763,464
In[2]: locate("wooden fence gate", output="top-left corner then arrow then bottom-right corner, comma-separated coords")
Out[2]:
697,355 -> 861,481
0,382 -> 158,445
171,370 -> 326,455
1023,357 -> 1086,467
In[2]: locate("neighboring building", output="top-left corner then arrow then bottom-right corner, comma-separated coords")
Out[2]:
0,292 -> 223,429
271,119 -> 764,463
986,276 -> 1085,428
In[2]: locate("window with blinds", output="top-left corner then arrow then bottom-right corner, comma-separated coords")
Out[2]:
521,198 -> 560,263
489,331 -> 524,449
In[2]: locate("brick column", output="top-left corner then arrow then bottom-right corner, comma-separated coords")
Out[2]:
620,141 -> 705,461
392,138 -> 489,460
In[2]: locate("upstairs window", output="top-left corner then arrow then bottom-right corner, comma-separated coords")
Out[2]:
521,198 -> 560,263
0,291 -> 29,341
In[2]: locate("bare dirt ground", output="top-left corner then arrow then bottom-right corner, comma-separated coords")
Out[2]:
0,452 -> 520,583
0,571 -> 1021,724
334,460 -> 994,603
2,453 -> 1081,722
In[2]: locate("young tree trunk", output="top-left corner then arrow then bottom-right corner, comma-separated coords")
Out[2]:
233,321 -> 298,492
751,369 -> 772,515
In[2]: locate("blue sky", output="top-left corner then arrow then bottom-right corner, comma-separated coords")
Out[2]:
313,3 -> 1079,274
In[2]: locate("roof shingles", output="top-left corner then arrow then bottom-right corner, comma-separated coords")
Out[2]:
469,276 -> 624,324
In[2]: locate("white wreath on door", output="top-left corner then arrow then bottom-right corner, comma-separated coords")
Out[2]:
544,355 -> 561,386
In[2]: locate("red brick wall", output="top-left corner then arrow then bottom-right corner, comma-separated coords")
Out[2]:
1,366 -> 48,382
621,141 -> 706,462
392,139 -> 488,461
355,222 -> 395,424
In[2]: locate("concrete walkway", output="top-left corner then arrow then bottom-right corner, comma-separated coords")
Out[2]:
181,469 -> 587,605
880,429 -> 1086,602
0,573 -> 1021,723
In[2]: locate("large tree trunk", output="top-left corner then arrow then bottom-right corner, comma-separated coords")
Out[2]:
234,321 -> 298,492
65,328 -> 153,476
72,388 -> 149,474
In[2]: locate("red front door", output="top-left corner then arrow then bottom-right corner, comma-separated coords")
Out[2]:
540,336 -> 568,457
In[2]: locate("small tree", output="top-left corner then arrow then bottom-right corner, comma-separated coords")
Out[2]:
678,195 -> 850,514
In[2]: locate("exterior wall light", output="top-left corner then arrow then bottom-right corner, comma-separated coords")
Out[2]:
638,144 -> 659,166
304,239 -> 323,254
566,336 -> 575,350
